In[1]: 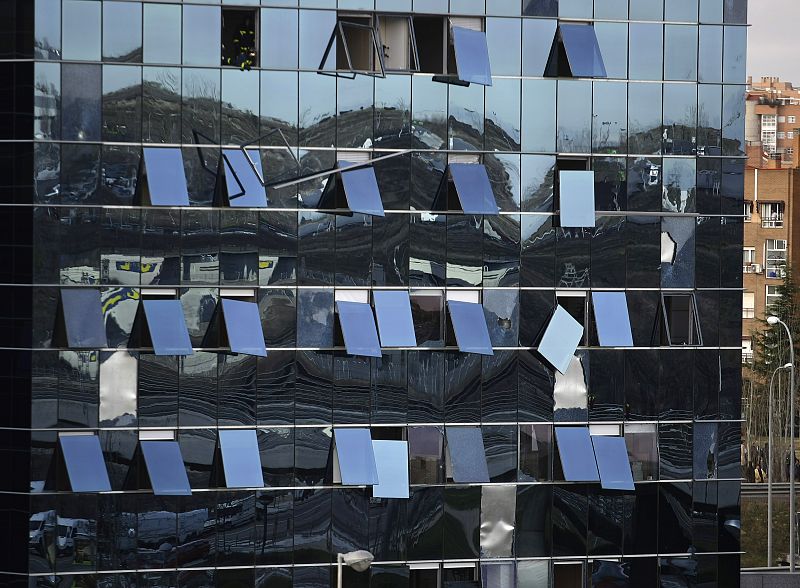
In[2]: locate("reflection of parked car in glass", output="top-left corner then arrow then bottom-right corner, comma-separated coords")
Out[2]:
56,517 -> 92,557
29,510 -> 56,556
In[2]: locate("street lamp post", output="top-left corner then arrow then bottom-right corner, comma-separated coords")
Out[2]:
337,550 -> 374,588
768,315 -> 796,571
768,363 -> 792,567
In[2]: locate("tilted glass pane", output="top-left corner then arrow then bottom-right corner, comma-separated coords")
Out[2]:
219,429 -> 264,488
141,440 -> 192,495
60,435 -> 111,492
560,24 -> 607,78
339,162 -> 385,216
221,298 -> 267,357
143,300 -> 194,356
334,428 -> 379,485
554,427 -> 600,482
222,149 -> 268,208
537,305 -> 584,374
60,289 -> 108,348
373,291 -> 417,347
591,292 -> 634,347
559,170 -> 596,228
445,426 -> 490,483
372,440 -> 410,498
142,148 -> 190,206
451,26 -> 493,86
336,301 -> 382,358
450,163 -> 499,214
591,435 -> 635,490
447,301 -> 494,356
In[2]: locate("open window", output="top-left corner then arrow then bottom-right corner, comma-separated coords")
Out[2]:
590,292 -> 633,347
335,291 -> 382,358
202,290 -> 267,357
125,431 -> 192,496
591,434 -> 635,490
135,147 -> 190,206
435,157 -> 499,215
538,303 -> 584,374
408,426 -> 444,484
378,15 -> 420,71
318,153 -> 386,216
554,427 -> 600,482
444,426 -> 490,483
545,23 -> 607,78
413,16 -> 492,86
129,290 -> 194,356
445,291 -> 494,356
332,428 -> 379,485
222,8 -> 258,70
373,290 -> 417,348
53,289 -> 108,349
553,562 -> 585,588
320,14 -> 386,77
372,439 -> 410,499
46,433 -> 111,492
215,148 -> 268,208
655,293 -> 702,346
212,429 -> 264,489
625,424 -> 658,482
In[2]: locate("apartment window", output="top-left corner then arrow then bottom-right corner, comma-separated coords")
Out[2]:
761,202 -> 785,228
778,131 -> 786,139
789,116 -> 796,124
787,147 -> 795,157
744,201 -> 752,221
742,247 -> 756,268
221,8 -> 259,69
742,292 -> 755,319
788,132 -> 795,139
742,338 -> 754,364
762,114 -> 777,129
765,239 -> 787,278
766,285 -> 782,310
778,116 -> 786,123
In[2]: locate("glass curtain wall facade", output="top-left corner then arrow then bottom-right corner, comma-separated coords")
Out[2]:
1,0 -> 746,586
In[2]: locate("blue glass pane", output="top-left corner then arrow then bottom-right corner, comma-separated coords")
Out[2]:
372,440 -> 410,499
142,148 -> 190,206
445,427 -> 490,483
61,289 -> 108,348
334,428 -> 379,485
451,26 -> 493,86
591,435 -> 635,490
219,429 -> 264,488
554,427 -> 600,482
450,163 -> 499,215
591,292 -> 634,347
559,170 -> 595,228
221,298 -> 267,357
560,24 -> 607,78
222,149 -> 268,208
60,435 -> 111,492
336,301 -> 382,358
143,300 -> 194,356
339,162 -> 385,217
537,306 -> 583,374
141,440 -> 192,496
447,301 -> 494,356
373,291 -> 417,347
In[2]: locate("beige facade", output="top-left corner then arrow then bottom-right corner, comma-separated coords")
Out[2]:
746,76 -> 800,169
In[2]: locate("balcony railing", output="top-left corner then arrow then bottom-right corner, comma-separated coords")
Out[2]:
743,264 -> 762,274
742,350 -> 754,364
762,214 -> 784,228
766,266 -> 787,279
742,308 -> 755,319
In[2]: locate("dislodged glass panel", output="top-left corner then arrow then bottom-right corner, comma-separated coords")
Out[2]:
56,289 -> 108,349
555,427 -> 600,482
333,428 -> 379,485
336,301 -> 382,358
447,300 -> 494,356
559,170 -> 595,228
591,292 -> 633,347
440,163 -> 499,214
661,217 -> 695,288
137,148 -> 190,206
141,440 -> 192,496
592,435 -> 635,491
538,305 -> 584,374
216,429 -> 263,489
558,24 -> 607,78
451,26 -> 493,86
139,300 -> 194,356
59,434 -> 111,492
373,291 -> 417,347
445,426 -> 490,483
480,485 -> 516,558
372,440 -> 410,499
339,162 -> 385,216
217,298 -> 267,357
217,149 -> 268,208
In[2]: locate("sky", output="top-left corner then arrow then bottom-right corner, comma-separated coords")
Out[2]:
747,0 -> 800,83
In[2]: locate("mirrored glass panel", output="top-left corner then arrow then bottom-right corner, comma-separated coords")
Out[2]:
62,0 -> 101,61
591,292 -> 633,347
103,1 -> 143,62
373,291 -> 417,347
141,440 -> 192,496
336,301 -> 381,358
372,440 -> 409,499
220,298 -> 267,357
538,306 -> 583,374
447,300 -> 493,356
59,434 -> 112,492
560,24 -> 607,78
143,4 -> 182,64
445,426 -> 490,483
629,23 -> 663,81
447,164 -> 499,215
339,164 -> 385,216
559,171 -> 596,228
219,429 -> 264,488
141,299 -> 194,356
665,25 -> 698,81
140,148 -> 190,206
220,149 -> 268,208
592,435 -> 635,491
451,27 -> 492,86
333,428 -> 379,485
183,5 -> 221,67
555,427 -> 600,482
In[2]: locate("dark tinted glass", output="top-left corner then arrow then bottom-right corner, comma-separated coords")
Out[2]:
59,289 -> 108,348
62,64 -> 101,142
445,426 -> 490,483
141,440 -> 192,496
60,434 -> 112,492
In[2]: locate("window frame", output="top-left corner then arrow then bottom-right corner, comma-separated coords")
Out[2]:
742,291 -> 755,319
318,13 -> 388,78
766,284 -> 782,311
765,238 -> 787,278
659,292 -> 703,347
761,201 -> 785,228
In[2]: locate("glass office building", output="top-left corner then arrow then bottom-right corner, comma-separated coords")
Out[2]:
1,0 -> 746,585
